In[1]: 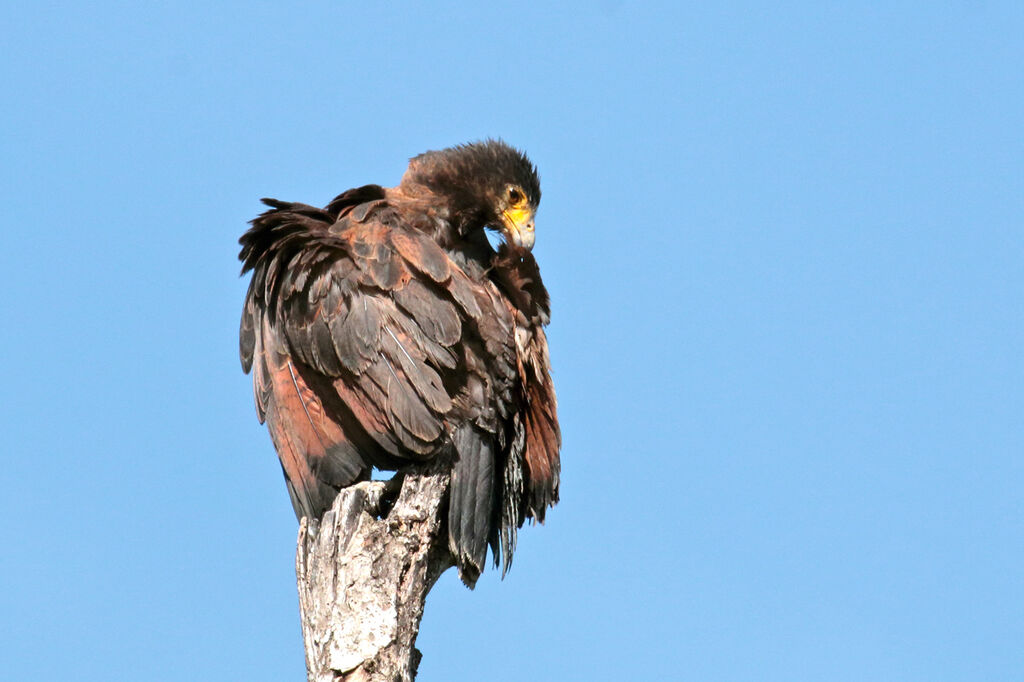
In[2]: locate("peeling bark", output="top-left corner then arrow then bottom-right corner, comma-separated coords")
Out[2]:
295,466 -> 453,682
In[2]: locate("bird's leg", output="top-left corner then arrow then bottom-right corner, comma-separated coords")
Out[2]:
351,470 -> 408,520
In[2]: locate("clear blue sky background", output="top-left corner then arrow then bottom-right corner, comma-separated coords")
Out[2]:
2,2 -> 1021,680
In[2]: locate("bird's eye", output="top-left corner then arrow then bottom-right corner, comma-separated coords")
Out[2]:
507,186 -> 526,206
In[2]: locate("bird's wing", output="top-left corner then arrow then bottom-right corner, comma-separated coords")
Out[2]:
519,324 -> 561,519
239,193 -> 515,520
490,247 -> 561,522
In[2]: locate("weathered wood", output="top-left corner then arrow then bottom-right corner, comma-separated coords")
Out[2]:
295,466 -> 453,682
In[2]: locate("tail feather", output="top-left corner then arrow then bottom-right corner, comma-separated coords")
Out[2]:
448,425 -> 498,587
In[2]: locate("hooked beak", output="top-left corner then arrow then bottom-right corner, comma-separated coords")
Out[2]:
500,207 -> 536,250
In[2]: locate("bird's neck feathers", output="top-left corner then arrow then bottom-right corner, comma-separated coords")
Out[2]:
397,158 -> 493,237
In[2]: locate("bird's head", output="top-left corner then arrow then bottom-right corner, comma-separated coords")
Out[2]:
400,140 -> 541,250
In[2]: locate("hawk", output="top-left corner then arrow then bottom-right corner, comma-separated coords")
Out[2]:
239,140 -> 560,585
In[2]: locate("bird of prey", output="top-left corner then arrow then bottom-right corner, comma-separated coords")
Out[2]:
239,140 -> 560,585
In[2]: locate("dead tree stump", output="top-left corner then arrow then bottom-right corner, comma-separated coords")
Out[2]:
295,466 -> 454,682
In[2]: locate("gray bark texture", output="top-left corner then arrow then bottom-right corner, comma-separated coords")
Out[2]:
295,465 -> 454,682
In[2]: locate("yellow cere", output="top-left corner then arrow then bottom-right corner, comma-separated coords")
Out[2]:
502,206 -> 534,230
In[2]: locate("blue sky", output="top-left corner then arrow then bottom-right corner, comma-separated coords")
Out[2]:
2,2 -> 1022,679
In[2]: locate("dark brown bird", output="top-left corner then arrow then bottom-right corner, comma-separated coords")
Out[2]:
239,140 -> 560,585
